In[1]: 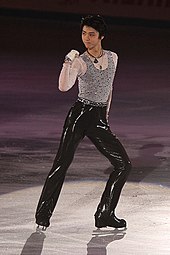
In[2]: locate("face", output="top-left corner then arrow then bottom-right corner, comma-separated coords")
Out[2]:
81,25 -> 103,50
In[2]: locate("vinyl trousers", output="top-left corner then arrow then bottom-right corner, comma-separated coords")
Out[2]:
35,100 -> 132,227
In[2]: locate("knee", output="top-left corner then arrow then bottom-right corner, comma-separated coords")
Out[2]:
119,160 -> 132,177
111,159 -> 132,174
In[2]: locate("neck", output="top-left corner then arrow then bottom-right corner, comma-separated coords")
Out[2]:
87,48 -> 103,59
87,46 -> 103,58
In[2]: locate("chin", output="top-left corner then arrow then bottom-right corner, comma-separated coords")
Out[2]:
84,43 -> 92,49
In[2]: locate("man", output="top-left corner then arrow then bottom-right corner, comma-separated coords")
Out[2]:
35,15 -> 131,231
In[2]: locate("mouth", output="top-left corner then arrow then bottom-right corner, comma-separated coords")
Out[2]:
84,42 -> 91,47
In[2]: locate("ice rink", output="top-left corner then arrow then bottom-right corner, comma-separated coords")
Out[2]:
0,14 -> 170,254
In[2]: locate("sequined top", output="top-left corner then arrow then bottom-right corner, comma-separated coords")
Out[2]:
78,50 -> 115,103
59,50 -> 118,107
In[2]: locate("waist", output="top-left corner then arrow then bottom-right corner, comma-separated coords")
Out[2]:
77,97 -> 107,107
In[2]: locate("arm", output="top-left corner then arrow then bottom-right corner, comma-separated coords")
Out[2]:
58,50 -> 83,92
106,88 -> 113,121
59,62 -> 79,91
106,52 -> 118,120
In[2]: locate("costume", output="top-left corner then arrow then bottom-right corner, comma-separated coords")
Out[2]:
35,50 -> 131,229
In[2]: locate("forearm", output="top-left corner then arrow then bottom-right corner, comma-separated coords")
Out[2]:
59,63 -> 74,91
58,50 -> 80,92
106,89 -> 113,119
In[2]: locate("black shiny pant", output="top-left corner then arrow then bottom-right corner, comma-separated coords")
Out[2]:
35,101 -> 131,227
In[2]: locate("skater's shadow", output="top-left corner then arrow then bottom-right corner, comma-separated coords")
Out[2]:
87,228 -> 126,254
129,143 -> 165,182
20,231 -> 46,255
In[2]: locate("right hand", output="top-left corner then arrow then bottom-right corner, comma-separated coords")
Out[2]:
65,49 -> 79,62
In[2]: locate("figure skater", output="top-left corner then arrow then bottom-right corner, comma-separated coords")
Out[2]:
35,15 -> 132,231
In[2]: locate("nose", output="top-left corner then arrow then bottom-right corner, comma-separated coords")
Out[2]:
84,34 -> 90,41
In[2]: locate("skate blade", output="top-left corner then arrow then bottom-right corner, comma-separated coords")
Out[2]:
36,225 -> 47,232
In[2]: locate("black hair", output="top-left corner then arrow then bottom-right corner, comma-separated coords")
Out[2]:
80,15 -> 107,38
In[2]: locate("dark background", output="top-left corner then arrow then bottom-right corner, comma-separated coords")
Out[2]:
0,4 -> 170,189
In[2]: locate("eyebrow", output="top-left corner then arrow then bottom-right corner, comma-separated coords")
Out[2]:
82,30 -> 95,34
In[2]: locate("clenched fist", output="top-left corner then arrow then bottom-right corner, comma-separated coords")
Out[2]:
65,49 -> 79,62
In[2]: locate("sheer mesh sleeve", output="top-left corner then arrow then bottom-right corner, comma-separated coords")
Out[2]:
58,57 -> 86,91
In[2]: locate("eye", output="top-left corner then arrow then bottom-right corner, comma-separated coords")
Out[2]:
89,33 -> 95,37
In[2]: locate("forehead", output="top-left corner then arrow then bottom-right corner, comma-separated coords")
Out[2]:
82,25 -> 98,34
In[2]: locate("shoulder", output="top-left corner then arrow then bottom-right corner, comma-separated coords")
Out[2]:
105,50 -> 118,67
72,54 -> 87,75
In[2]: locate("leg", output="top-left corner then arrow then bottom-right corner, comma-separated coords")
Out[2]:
88,113 -> 131,228
35,102 -> 87,228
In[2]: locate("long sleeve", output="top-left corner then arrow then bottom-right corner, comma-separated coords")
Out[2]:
112,52 -> 118,69
106,88 -> 113,113
58,57 -> 86,92
106,52 -> 118,118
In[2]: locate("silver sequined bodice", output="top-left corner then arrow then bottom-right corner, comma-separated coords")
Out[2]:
78,50 -> 115,103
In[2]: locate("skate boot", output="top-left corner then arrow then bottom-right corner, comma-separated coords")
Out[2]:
95,208 -> 126,229
35,205 -> 51,232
